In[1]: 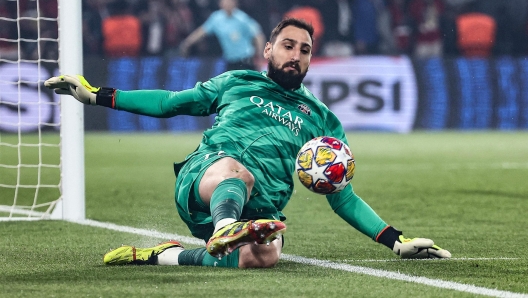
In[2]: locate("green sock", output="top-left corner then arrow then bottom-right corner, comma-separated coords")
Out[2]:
177,248 -> 240,268
210,178 -> 247,226
202,248 -> 240,268
177,248 -> 207,266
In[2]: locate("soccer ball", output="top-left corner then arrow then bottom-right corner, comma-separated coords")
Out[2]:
295,136 -> 355,194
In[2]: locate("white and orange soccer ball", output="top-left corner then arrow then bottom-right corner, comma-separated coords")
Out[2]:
295,136 -> 355,194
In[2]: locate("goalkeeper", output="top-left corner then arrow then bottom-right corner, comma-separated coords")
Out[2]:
45,18 -> 450,268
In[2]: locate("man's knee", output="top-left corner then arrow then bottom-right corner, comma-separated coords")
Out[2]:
234,168 -> 255,189
219,157 -> 254,187
259,248 -> 280,268
200,157 -> 255,200
238,240 -> 282,268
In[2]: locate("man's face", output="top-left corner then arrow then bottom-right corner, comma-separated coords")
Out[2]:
264,25 -> 312,90
219,0 -> 237,12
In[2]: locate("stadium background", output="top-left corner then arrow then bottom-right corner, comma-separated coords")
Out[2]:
1,0 -> 528,134
2,2 -> 528,296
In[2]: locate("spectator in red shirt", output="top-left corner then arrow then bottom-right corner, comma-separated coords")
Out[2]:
387,0 -> 413,55
409,0 -> 444,58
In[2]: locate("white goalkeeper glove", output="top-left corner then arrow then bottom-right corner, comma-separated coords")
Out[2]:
393,235 -> 451,259
44,75 -> 99,105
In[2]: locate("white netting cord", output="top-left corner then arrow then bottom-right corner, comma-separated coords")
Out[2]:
0,0 -> 61,220
0,1 -> 59,64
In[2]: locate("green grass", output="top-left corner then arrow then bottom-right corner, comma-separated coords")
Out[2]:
1,132 -> 527,297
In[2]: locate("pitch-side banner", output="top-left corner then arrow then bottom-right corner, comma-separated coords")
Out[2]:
303,56 -> 417,133
4,56 -> 528,133
0,62 -> 59,133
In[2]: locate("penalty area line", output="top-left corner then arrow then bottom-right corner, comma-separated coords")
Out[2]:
74,219 -> 528,298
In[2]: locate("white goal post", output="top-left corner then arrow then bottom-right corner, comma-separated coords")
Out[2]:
0,0 -> 84,221
55,0 -> 85,221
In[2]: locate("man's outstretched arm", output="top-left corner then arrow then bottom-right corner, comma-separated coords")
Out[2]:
44,75 -> 216,117
326,185 -> 451,259
322,112 -> 450,259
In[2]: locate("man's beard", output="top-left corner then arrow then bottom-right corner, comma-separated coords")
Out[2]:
267,57 -> 307,90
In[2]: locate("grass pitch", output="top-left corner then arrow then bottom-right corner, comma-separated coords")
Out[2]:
1,132 -> 527,297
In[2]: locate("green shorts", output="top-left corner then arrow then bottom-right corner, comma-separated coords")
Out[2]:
174,146 -> 286,242
174,148 -> 240,241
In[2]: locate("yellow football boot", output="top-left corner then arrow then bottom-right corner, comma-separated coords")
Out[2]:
206,219 -> 286,259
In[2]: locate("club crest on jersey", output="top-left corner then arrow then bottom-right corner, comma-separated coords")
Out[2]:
298,104 -> 311,116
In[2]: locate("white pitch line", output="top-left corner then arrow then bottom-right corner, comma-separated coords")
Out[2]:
77,219 -> 205,246
338,257 -> 520,262
281,255 -> 528,298
73,219 -> 528,298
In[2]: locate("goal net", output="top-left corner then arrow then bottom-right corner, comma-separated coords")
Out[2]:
0,0 -> 84,221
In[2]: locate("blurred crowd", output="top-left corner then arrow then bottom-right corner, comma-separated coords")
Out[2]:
0,0 -> 58,61
1,0 -> 528,62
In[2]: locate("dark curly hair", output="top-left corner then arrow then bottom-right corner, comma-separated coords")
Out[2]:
269,18 -> 314,44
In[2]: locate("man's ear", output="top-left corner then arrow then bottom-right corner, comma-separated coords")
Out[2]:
263,42 -> 272,59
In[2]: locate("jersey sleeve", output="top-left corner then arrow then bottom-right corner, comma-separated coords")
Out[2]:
322,111 -> 388,240
113,72 -> 238,117
326,184 -> 387,240
113,71 -> 237,117
201,12 -> 217,34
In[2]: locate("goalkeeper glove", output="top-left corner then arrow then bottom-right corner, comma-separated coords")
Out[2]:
44,75 -> 115,107
393,235 -> 451,259
377,226 -> 451,259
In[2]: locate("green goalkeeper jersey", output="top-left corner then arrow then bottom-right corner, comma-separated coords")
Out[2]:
115,70 -> 387,240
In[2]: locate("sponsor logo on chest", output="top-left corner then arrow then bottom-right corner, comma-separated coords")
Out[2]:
250,96 -> 304,136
